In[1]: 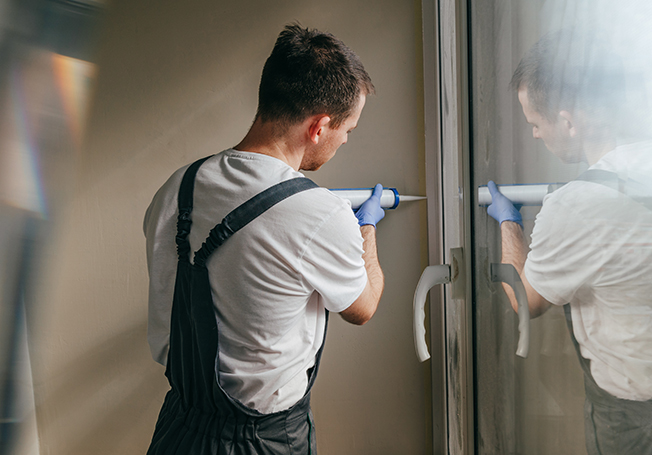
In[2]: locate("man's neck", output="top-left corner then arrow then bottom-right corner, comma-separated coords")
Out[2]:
573,114 -> 618,166
234,118 -> 305,171
584,138 -> 617,166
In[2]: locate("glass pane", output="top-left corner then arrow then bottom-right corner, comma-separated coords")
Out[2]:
470,1 -> 652,454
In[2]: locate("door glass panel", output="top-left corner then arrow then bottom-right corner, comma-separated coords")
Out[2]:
469,1 -> 652,454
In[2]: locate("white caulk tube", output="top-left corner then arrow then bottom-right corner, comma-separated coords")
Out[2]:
477,183 -> 566,206
330,187 -> 426,210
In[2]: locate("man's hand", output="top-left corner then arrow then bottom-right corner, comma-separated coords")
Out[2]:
487,181 -> 523,227
355,183 -> 385,227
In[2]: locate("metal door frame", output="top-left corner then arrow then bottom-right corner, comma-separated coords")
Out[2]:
421,0 -> 473,453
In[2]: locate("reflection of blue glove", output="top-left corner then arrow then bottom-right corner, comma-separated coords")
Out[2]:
355,183 -> 386,227
487,181 -> 523,227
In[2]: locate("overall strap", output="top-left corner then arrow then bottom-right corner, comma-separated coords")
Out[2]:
575,169 -> 652,211
194,177 -> 318,267
575,169 -> 624,191
563,304 -> 595,385
175,156 -> 214,262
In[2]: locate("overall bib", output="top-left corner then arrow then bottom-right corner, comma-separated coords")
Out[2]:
147,157 -> 325,455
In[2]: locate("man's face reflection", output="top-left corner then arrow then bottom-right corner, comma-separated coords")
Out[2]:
518,88 -> 585,164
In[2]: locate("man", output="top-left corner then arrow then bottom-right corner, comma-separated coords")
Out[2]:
143,24 -> 385,454
486,30 -> 652,454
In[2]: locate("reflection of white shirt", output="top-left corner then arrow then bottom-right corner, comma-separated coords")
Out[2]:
524,141 -> 652,401
144,150 -> 367,413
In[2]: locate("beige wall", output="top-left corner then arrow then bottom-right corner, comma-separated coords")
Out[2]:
30,0 -> 430,453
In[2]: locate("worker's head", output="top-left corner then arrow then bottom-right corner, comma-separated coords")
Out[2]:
511,29 -> 630,162
256,24 -> 374,131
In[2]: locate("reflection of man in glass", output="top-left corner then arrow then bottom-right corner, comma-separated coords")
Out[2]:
486,30 -> 652,454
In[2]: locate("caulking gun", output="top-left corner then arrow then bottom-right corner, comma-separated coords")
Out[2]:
477,183 -> 566,206
330,187 -> 426,210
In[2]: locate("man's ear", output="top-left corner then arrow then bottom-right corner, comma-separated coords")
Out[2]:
308,115 -> 331,144
558,110 -> 577,138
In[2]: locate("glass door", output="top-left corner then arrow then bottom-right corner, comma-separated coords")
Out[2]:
421,0 -> 652,454
469,1 -> 652,454
469,3 -> 586,452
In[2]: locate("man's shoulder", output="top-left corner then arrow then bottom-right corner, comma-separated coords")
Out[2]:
147,152 -> 357,231
544,175 -> 612,206
275,185 -> 356,228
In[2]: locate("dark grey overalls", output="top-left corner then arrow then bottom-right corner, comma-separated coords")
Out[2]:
147,156 -> 325,455
564,305 -> 652,455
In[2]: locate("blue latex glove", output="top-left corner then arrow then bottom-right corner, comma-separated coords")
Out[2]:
487,181 -> 523,227
355,183 -> 386,227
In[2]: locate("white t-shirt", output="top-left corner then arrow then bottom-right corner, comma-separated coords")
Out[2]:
524,141 -> 652,401
144,150 -> 368,413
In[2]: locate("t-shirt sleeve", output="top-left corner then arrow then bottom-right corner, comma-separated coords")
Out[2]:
298,204 -> 368,313
143,167 -> 187,365
523,187 -> 608,305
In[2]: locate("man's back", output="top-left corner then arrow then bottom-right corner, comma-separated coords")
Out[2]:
144,150 -> 368,413
524,140 -> 652,401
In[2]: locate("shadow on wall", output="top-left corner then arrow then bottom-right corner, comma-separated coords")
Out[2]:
35,320 -> 165,454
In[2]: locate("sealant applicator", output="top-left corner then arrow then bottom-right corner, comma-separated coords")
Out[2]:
477,183 -> 566,206
329,187 -> 426,210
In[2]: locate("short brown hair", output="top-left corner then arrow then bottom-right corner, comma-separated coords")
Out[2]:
510,29 -> 626,122
256,24 -> 375,129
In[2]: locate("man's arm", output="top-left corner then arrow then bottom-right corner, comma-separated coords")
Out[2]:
340,183 -> 386,325
487,181 -> 551,318
340,225 -> 384,325
500,221 -> 551,318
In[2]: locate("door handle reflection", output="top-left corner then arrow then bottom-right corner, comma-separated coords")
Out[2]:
490,263 -> 530,358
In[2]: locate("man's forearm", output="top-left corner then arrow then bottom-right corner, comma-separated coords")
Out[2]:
500,221 -> 550,317
360,225 -> 384,304
339,225 -> 384,325
501,221 -> 528,274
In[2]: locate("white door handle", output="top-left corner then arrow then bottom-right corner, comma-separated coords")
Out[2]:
413,265 -> 451,362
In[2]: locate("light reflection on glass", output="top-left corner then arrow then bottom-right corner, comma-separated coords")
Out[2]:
473,0 -> 652,454
0,1 -> 103,453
